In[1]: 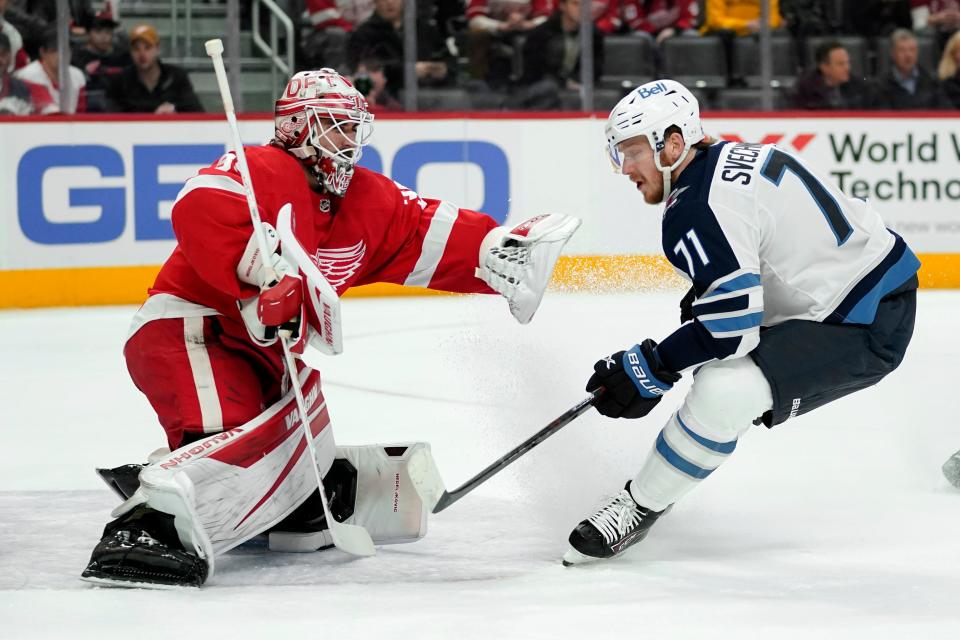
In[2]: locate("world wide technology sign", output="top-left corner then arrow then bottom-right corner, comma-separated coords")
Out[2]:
1,114 -> 958,274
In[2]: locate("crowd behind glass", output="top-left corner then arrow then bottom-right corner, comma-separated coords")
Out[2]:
1,0 -> 958,115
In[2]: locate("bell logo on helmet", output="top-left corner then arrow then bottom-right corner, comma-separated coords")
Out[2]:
635,82 -> 669,100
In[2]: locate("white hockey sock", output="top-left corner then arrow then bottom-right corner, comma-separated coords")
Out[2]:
630,409 -> 739,512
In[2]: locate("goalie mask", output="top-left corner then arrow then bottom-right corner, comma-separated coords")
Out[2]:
274,69 -> 374,196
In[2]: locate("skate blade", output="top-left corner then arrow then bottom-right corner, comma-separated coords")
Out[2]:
79,574 -> 199,590
561,546 -> 601,567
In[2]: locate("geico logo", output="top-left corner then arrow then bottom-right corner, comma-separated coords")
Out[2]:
636,82 -> 668,100
15,141 -> 511,245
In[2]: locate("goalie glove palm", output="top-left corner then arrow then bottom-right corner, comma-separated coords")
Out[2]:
477,213 -> 581,324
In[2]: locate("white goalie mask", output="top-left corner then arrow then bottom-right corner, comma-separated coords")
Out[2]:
273,69 -> 374,196
605,79 -> 705,202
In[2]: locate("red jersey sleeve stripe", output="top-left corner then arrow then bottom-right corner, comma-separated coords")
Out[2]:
403,201 -> 460,287
175,173 -> 247,203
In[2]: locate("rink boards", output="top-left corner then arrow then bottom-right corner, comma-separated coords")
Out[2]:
1,112 -> 958,308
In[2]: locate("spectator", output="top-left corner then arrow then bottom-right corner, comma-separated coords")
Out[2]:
911,0 -> 960,50
347,0 -> 451,91
105,24 -> 202,113
847,0 -> 911,38
465,0 -> 552,89
875,28 -> 953,108
0,30 -> 32,113
793,41 -> 874,109
937,28 -> 960,105
72,3 -> 129,112
19,0 -> 93,34
301,0 -> 371,70
700,0 -> 782,37
0,0 -> 28,71
352,56 -> 403,112
622,0 -> 700,44
511,0 -> 604,109
14,27 -> 85,113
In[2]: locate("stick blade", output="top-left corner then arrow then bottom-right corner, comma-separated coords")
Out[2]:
431,492 -> 456,514
329,521 -> 376,556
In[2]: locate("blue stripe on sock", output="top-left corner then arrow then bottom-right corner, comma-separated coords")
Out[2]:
655,431 -> 714,480
676,414 -> 738,454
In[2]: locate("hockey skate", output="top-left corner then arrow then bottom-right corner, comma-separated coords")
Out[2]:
563,482 -> 669,566
81,505 -> 208,588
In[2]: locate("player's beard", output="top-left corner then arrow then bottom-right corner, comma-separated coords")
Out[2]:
642,173 -> 665,205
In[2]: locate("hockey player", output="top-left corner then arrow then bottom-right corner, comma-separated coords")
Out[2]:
80,68 -> 580,587
563,79 -> 919,565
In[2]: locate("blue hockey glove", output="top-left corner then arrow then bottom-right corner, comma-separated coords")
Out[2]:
587,339 -> 680,419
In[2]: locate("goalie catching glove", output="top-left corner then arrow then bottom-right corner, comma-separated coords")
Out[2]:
477,213 -> 581,324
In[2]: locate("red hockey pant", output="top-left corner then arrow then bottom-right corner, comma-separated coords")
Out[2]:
124,316 -> 288,450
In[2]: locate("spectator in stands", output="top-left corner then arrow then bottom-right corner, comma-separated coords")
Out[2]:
793,41 -> 874,109
19,0 -> 93,34
14,27 -> 85,113
0,30 -> 32,113
301,0 -> 370,70
700,0 -> 783,86
510,0 -> 604,108
875,28 -> 953,107
0,0 -> 29,71
780,0 -> 840,63
847,0 -> 912,38
911,0 -> 960,50
622,0 -> 700,44
105,24 -> 202,113
465,0 -> 552,89
700,0 -> 782,36
72,4 -> 129,112
347,0 -> 451,90
937,28 -> 960,105
352,55 -> 403,111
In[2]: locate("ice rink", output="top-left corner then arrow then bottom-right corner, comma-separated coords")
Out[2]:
1,290 -> 958,639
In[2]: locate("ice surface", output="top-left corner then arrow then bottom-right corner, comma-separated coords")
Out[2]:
1,291 -> 958,638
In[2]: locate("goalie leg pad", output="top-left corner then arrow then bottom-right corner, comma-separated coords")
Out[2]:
268,443 -> 434,551
115,367 -> 336,578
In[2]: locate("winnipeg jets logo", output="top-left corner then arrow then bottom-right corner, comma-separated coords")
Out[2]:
312,241 -> 366,289
665,186 -> 689,213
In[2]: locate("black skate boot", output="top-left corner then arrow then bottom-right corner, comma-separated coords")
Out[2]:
81,505 -> 208,588
563,482 -> 669,566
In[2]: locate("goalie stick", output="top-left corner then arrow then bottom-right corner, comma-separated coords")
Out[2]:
407,389 -> 603,513
204,38 -> 374,557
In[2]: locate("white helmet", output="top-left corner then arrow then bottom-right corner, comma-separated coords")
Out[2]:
274,68 -> 374,196
605,79 -> 704,202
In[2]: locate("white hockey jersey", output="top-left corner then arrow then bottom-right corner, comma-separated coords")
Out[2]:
655,141 -> 920,373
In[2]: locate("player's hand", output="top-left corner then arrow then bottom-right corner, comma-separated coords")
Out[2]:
587,339 -> 680,419
257,274 -> 303,329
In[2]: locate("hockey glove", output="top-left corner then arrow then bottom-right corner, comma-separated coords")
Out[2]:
587,339 -> 681,419
476,213 -> 581,324
257,273 -> 304,328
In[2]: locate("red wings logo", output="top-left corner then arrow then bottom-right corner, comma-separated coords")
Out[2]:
312,241 -> 366,290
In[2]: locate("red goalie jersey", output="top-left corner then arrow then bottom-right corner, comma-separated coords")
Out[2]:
152,143 -> 498,326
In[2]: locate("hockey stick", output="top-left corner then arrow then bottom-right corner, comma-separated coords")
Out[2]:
408,389 -> 603,514
204,39 -> 374,557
